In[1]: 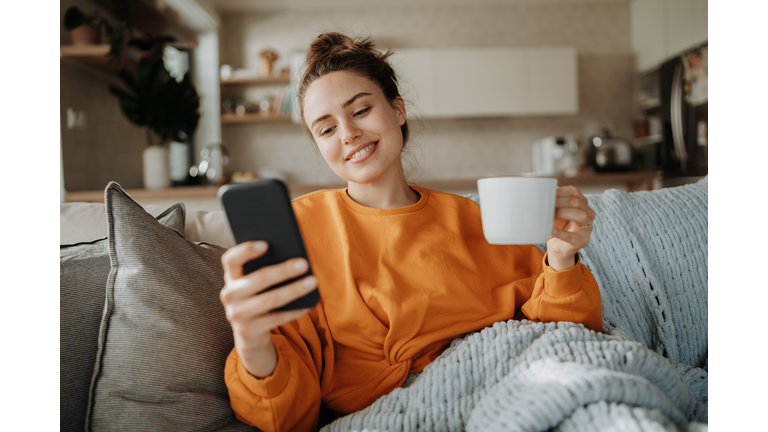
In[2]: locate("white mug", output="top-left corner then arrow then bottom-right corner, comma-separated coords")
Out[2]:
477,177 -> 558,245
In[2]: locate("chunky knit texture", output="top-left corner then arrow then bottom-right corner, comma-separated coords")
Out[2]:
322,178 -> 708,432
581,177 -> 708,369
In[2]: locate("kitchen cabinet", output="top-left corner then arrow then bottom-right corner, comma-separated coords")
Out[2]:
389,49 -> 438,116
691,0 -> 708,47
436,48 -> 527,117
631,0 -> 708,72
391,47 -> 577,119
631,0 -> 666,73
527,47 -> 578,115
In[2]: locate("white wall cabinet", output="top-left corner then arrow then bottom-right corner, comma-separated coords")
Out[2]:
388,49 -> 438,116
631,0 -> 666,72
527,47 -> 578,115
435,48 -> 527,117
631,0 -> 708,72
391,46 -> 577,119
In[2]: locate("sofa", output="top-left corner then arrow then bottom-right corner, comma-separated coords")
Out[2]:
60,178 -> 708,432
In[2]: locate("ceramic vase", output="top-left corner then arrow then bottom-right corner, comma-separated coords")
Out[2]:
143,145 -> 171,190
169,141 -> 189,182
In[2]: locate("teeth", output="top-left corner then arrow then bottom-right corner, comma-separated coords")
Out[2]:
351,142 -> 376,160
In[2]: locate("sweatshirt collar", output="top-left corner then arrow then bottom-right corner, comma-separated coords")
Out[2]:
339,185 -> 429,215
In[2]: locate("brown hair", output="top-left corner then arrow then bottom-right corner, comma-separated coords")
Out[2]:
297,32 -> 409,146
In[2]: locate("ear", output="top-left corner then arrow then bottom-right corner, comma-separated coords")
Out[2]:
392,96 -> 407,126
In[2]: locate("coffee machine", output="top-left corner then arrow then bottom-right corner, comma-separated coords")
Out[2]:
532,136 -> 579,176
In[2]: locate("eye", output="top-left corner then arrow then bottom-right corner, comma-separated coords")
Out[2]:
354,107 -> 371,117
319,126 -> 335,137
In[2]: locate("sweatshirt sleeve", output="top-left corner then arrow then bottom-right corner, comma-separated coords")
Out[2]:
520,252 -> 603,333
224,304 -> 332,432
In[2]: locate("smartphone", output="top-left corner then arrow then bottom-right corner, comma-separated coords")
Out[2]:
218,179 -> 319,311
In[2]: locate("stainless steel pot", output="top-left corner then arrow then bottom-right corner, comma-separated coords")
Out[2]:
586,133 -> 633,172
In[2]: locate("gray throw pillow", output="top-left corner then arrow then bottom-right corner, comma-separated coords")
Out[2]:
86,182 -> 257,431
60,202 -> 185,432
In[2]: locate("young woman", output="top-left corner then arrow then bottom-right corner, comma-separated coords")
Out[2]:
219,32 -> 601,432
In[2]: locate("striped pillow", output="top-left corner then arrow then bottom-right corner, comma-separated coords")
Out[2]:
60,202 -> 185,432
86,182 -> 257,432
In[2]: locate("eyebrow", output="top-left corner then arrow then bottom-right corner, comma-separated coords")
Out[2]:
310,92 -> 372,130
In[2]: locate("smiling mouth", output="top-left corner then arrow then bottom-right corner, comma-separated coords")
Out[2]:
347,142 -> 378,161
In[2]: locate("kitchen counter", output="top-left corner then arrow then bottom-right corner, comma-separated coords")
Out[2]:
64,171 -> 662,211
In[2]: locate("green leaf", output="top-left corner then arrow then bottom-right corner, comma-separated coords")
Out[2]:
110,55 -> 200,144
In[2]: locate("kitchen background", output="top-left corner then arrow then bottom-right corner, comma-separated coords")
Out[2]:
59,0 -> 708,210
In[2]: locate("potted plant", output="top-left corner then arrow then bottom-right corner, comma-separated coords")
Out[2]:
259,49 -> 279,77
63,4 -> 132,66
109,53 -> 200,189
63,6 -> 109,45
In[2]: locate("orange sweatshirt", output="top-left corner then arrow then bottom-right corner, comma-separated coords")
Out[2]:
224,186 -> 602,432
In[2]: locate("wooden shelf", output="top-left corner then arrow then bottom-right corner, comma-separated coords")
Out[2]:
221,113 -> 293,124
60,44 -> 136,75
220,75 -> 291,85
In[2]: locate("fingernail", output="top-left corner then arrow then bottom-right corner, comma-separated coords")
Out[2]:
253,241 -> 267,252
293,259 -> 308,271
303,276 -> 316,287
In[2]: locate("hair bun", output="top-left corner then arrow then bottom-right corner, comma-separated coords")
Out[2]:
306,32 -> 377,70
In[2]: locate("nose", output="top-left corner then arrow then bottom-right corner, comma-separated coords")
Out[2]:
339,117 -> 362,144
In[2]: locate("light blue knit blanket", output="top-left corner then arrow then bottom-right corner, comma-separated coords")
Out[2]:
322,178 -> 708,432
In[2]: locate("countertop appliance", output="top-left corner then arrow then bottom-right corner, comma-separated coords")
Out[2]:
586,129 -> 633,172
532,136 -> 578,176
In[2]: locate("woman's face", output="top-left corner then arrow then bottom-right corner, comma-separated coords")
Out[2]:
303,70 -> 406,186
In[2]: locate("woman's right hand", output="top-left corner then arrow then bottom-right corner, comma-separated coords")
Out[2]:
220,240 -> 317,378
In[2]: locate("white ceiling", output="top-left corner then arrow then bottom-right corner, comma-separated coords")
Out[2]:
214,0 -> 629,13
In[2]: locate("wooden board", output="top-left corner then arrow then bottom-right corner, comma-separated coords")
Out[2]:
60,44 -> 136,75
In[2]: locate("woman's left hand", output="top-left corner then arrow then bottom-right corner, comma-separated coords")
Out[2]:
546,186 -> 596,271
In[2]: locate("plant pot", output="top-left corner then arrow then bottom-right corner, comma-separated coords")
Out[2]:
70,24 -> 100,45
259,59 -> 274,77
143,145 -> 171,190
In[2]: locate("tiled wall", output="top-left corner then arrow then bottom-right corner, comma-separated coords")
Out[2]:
219,2 -> 636,185
60,0 -> 147,191
60,60 -> 147,191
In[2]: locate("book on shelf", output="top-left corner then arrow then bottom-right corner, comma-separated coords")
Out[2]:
273,88 -> 284,115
